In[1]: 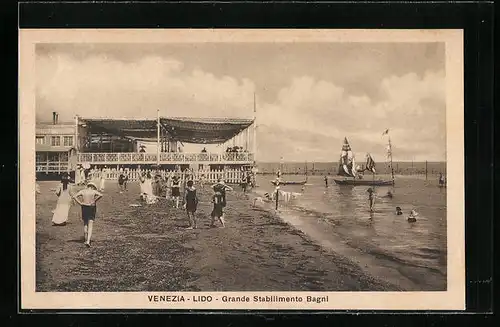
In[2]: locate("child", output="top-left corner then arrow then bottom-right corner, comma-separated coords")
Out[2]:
72,182 -> 103,247
184,180 -> 198,229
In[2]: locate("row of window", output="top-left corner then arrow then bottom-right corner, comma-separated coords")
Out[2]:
36,135 -> 73,146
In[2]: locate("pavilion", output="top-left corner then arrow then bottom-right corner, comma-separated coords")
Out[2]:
74,113 -> 257,172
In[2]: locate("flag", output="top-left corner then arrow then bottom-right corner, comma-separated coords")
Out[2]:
365,154 -> 376,173
382,129 -> 389,136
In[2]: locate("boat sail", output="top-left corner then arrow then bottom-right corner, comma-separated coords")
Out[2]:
333,135 -> 393,186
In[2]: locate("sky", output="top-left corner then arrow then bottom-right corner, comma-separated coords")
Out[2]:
36,42 -> 446,162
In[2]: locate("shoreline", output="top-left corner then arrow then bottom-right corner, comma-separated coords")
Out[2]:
35,181 -> 400,292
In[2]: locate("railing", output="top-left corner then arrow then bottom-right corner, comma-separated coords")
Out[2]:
36,162 -> 69,173
88,168 -> 250,184
77,152 -> 254,164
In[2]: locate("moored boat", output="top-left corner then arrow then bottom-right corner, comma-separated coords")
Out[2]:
332,133 -> 395,187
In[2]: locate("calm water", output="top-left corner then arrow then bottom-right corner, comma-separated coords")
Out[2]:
253,174 -> 447,291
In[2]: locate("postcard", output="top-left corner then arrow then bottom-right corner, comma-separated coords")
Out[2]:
20,29 -> 464,310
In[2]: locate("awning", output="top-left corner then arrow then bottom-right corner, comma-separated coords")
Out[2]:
36,144 -> 75,152
80,117 -> 254,144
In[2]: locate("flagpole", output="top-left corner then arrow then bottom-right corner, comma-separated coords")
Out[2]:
388,136 -> 395,186
156,109 -> 160,167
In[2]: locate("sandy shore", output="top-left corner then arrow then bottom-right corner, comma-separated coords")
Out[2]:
35,181 -> 399,292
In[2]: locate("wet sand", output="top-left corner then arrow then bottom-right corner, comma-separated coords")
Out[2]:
35,181 -> 400,292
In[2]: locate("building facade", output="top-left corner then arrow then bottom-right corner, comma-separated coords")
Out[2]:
36,113 -> 77,175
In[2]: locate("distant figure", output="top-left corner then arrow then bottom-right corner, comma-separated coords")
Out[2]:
366,188 -> 375,212
396,206 -> 403,215
439,173 -> 445,186
52,173 -> 72,226
171,175 -> 181,208
184,180 -> 198,229
99,169 -> 106,192
199,174 -> 206,188
118,171 -> 127,193
72,182 -> 103,247
240,173 -> 248,193
201,147 -> 207,153
324,175 -> 328,187
407,209 -> 418,223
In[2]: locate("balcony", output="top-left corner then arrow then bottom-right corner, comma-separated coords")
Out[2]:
77,152 -> 255,165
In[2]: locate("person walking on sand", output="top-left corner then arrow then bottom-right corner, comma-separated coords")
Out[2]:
171,175 -> 181,208
52,173 -> 72,226
210,179 -> 233,227
184,180 -> 199,229
144,172 -> 157,204
72,182 -> 103,247
324,175 -> 328,187
99,169 -> 106,192
366,187 -> 375,212
118,170 -> 127,193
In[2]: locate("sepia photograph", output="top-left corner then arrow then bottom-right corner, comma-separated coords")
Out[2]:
20,29 -> 464,310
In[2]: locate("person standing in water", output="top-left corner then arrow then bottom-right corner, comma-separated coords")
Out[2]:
184,180 -> 198,229
72,182 -> 103,247
366,187 -> 375,212
324,175 -> 328,187
52,173 -> 72,226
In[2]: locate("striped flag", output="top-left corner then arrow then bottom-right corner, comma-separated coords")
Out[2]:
382,129 -> 389,136
365,154 -> 376,173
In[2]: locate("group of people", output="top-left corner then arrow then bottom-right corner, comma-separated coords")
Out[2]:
50,172 -> 103,247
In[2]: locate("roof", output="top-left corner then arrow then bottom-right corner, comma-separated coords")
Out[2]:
36,144 -> 75,152
79,117 -> 255,144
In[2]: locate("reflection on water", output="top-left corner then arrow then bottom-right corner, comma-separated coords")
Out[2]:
254,174 -> 447,290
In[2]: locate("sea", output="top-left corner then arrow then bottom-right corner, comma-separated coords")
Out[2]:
253,174 -> 447,291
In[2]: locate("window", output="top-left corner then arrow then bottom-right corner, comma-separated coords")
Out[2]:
51,136 -> 61,146
63,136 -> 73,146
36,136 -> 44,144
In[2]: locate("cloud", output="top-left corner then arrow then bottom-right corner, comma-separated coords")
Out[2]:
36,49 -> 446,162
36,53 -> 255,122
255,70 -> 446,162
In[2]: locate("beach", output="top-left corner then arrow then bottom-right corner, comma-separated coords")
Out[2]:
35,180 -> 400,292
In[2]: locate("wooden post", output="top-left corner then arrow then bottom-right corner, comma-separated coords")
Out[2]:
275,185 -> 279,210
425,160 -> 428,180
74,115 -> 79,152
253,92 -> 257,163
157,109 -> 160,166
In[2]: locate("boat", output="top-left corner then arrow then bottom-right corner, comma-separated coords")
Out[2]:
332,134 -> 395,186
270,179 -> 307,186
270,159 -> 307,186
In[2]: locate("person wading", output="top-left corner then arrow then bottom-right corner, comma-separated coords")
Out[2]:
73,182 -> 103,247
366,187 -> 375,212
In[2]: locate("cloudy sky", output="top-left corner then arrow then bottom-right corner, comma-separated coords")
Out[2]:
36,42 -> 446,162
